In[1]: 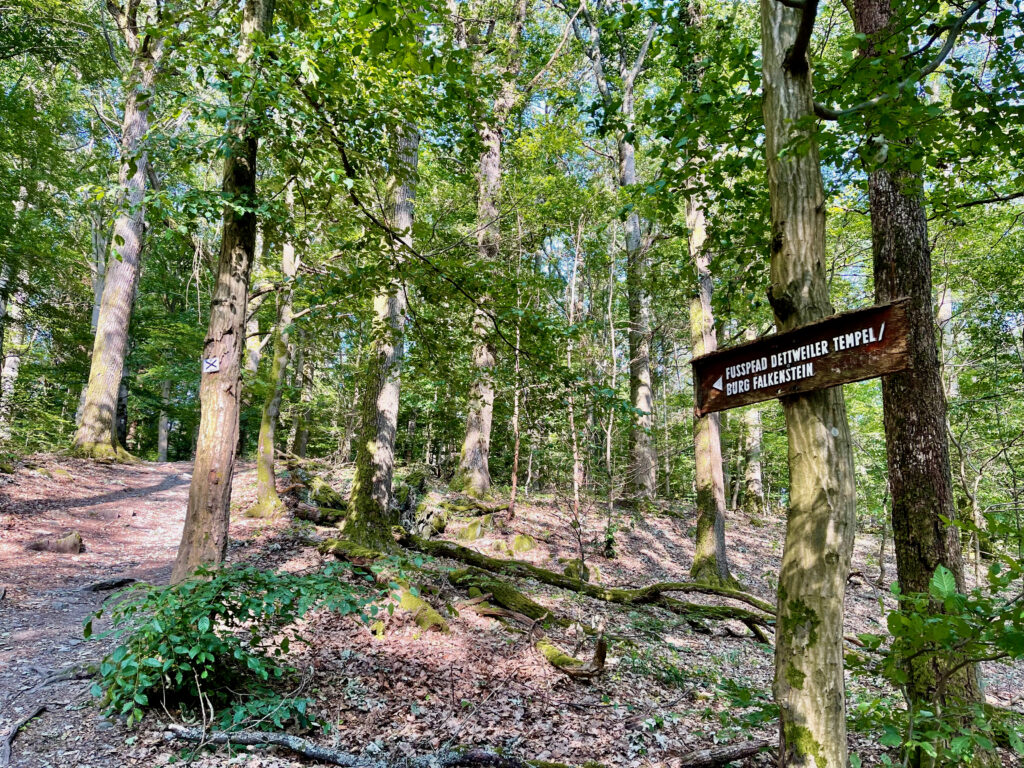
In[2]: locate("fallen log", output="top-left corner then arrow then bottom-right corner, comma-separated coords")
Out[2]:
164,725 -> 548,768
674,738 -> 770,767
399,533 -> 774,629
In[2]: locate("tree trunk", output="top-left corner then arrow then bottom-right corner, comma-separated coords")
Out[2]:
252,186 -> 298,518
0,285 -> 25,442
158,379 -> 170,461
172,0 -> 275,584
741,325 -> 766,516
72,33 -> 160,461
688,201 -> 733,587
760,0 -> 857,764
454,0 -> 527,500
851,0 -> 988,741
621,130 -> 657,499
936,284 -> 958,399
291,353 -> 311,458
348,127 -> 419,550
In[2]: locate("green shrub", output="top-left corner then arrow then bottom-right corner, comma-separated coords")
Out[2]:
849,557 -> 1024,763
85,563 -> 375,728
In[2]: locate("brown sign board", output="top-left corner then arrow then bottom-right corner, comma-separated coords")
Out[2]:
692,299 -> 911,416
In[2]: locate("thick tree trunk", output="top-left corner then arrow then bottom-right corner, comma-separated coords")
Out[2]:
157,379 -> 170,461
760,1 -> 857,764
72,38 -> 160,461
253,190 -> 298,518
688,201 -> 733,586
348,127 -> 419,550
851,0 -> 988,741
172,0 -> 275,584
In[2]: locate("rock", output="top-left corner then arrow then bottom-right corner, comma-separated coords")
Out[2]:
512,534 -> 536,553
27,530 -> 83,554
458,519 -> 484,541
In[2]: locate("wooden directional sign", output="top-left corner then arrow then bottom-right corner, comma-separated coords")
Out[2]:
692,299 -> 911,416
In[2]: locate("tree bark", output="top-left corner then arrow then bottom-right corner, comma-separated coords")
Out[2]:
687,200 -> 733,586
454,0 -> 528,499
0,284 -> 25,442
72,21 -> 160,461
171,0 -> 275,584
741,330 -> 766,515
252,185 -> 298,518
348,126 -> 419,550
760,0 -> 858,764
851,0 -> 988,739
157,379 -> 170,461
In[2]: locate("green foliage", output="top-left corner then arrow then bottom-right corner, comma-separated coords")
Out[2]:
85,564 -> 375,728
849,562 -> 1024,762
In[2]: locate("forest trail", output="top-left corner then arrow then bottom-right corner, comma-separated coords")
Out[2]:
1,457 -> 1022,767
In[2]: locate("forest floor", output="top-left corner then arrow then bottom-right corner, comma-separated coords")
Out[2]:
1,455 -> 1022,768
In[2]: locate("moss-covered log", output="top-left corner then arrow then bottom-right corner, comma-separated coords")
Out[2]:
399,533 -> 774,622
319,538 -> 448,632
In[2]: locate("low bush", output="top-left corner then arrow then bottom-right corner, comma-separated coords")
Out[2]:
85,563 -> 377,728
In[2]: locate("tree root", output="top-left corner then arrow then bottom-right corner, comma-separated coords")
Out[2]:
399,533 -> 774,633
1,704 -> 45,767
319,539 -> 449,632
165,725 -> 573,768
441,497 -> 511,516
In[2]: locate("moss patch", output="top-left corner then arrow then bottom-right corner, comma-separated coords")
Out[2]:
784,723 -> 825,767
512,534 -> 536,553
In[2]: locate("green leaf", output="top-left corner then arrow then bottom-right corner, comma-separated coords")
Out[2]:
929,566 -> 957,600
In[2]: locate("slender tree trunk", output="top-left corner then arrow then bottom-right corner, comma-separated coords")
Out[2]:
936,283 -> 958,398
339,345 -> 362,462
508,301 -> 523,519
158,379 -> 170,461
253,186 -> 298,518
566,223 -> 584,521
850,0 -> 989,744
72,33 -> 161,461
688,201 -> 733,586
621,131 -> 657,499
347,127 -> 419,550
455,0 -> 528,500
172,0 -> 275,584
760,1 -> 857,764
742,412 -> 765,516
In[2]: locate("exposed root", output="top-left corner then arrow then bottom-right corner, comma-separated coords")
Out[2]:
1,704 -> 45,767
319,538 -> 448,632
68,441 -> 137,463
399,533 -> 774,630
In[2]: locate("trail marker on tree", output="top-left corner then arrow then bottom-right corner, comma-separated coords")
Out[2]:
692,299 -> 911,416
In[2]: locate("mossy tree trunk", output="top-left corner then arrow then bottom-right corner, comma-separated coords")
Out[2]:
72,16 -> 161,461
687,200 -> 733,586
252,185 -> 298,518
348,126 -> 419,551
760,0 -> 858,764
172,0 -> 275,584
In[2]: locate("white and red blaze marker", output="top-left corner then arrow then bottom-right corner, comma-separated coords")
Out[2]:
692,299 -> 911,416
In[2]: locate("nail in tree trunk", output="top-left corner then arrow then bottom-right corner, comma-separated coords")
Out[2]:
454,0 -> 528,499
172,0 -> 275,583
158,379 -> 170,461
252,185 -> 298,518
850,0 -> 989,744
72,15 -> 161,461
348,126 -> 419,550
687,200 -> 734,587
760,0 -> 858,763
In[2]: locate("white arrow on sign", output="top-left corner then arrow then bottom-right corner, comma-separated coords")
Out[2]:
712,375 -> 723,392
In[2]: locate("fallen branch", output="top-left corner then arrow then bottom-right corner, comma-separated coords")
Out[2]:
400,533 -> 774,629
80,577 -> 135,592
674,739 -> 771,767
164,725 -> 542,768
1,704 -> 45,767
